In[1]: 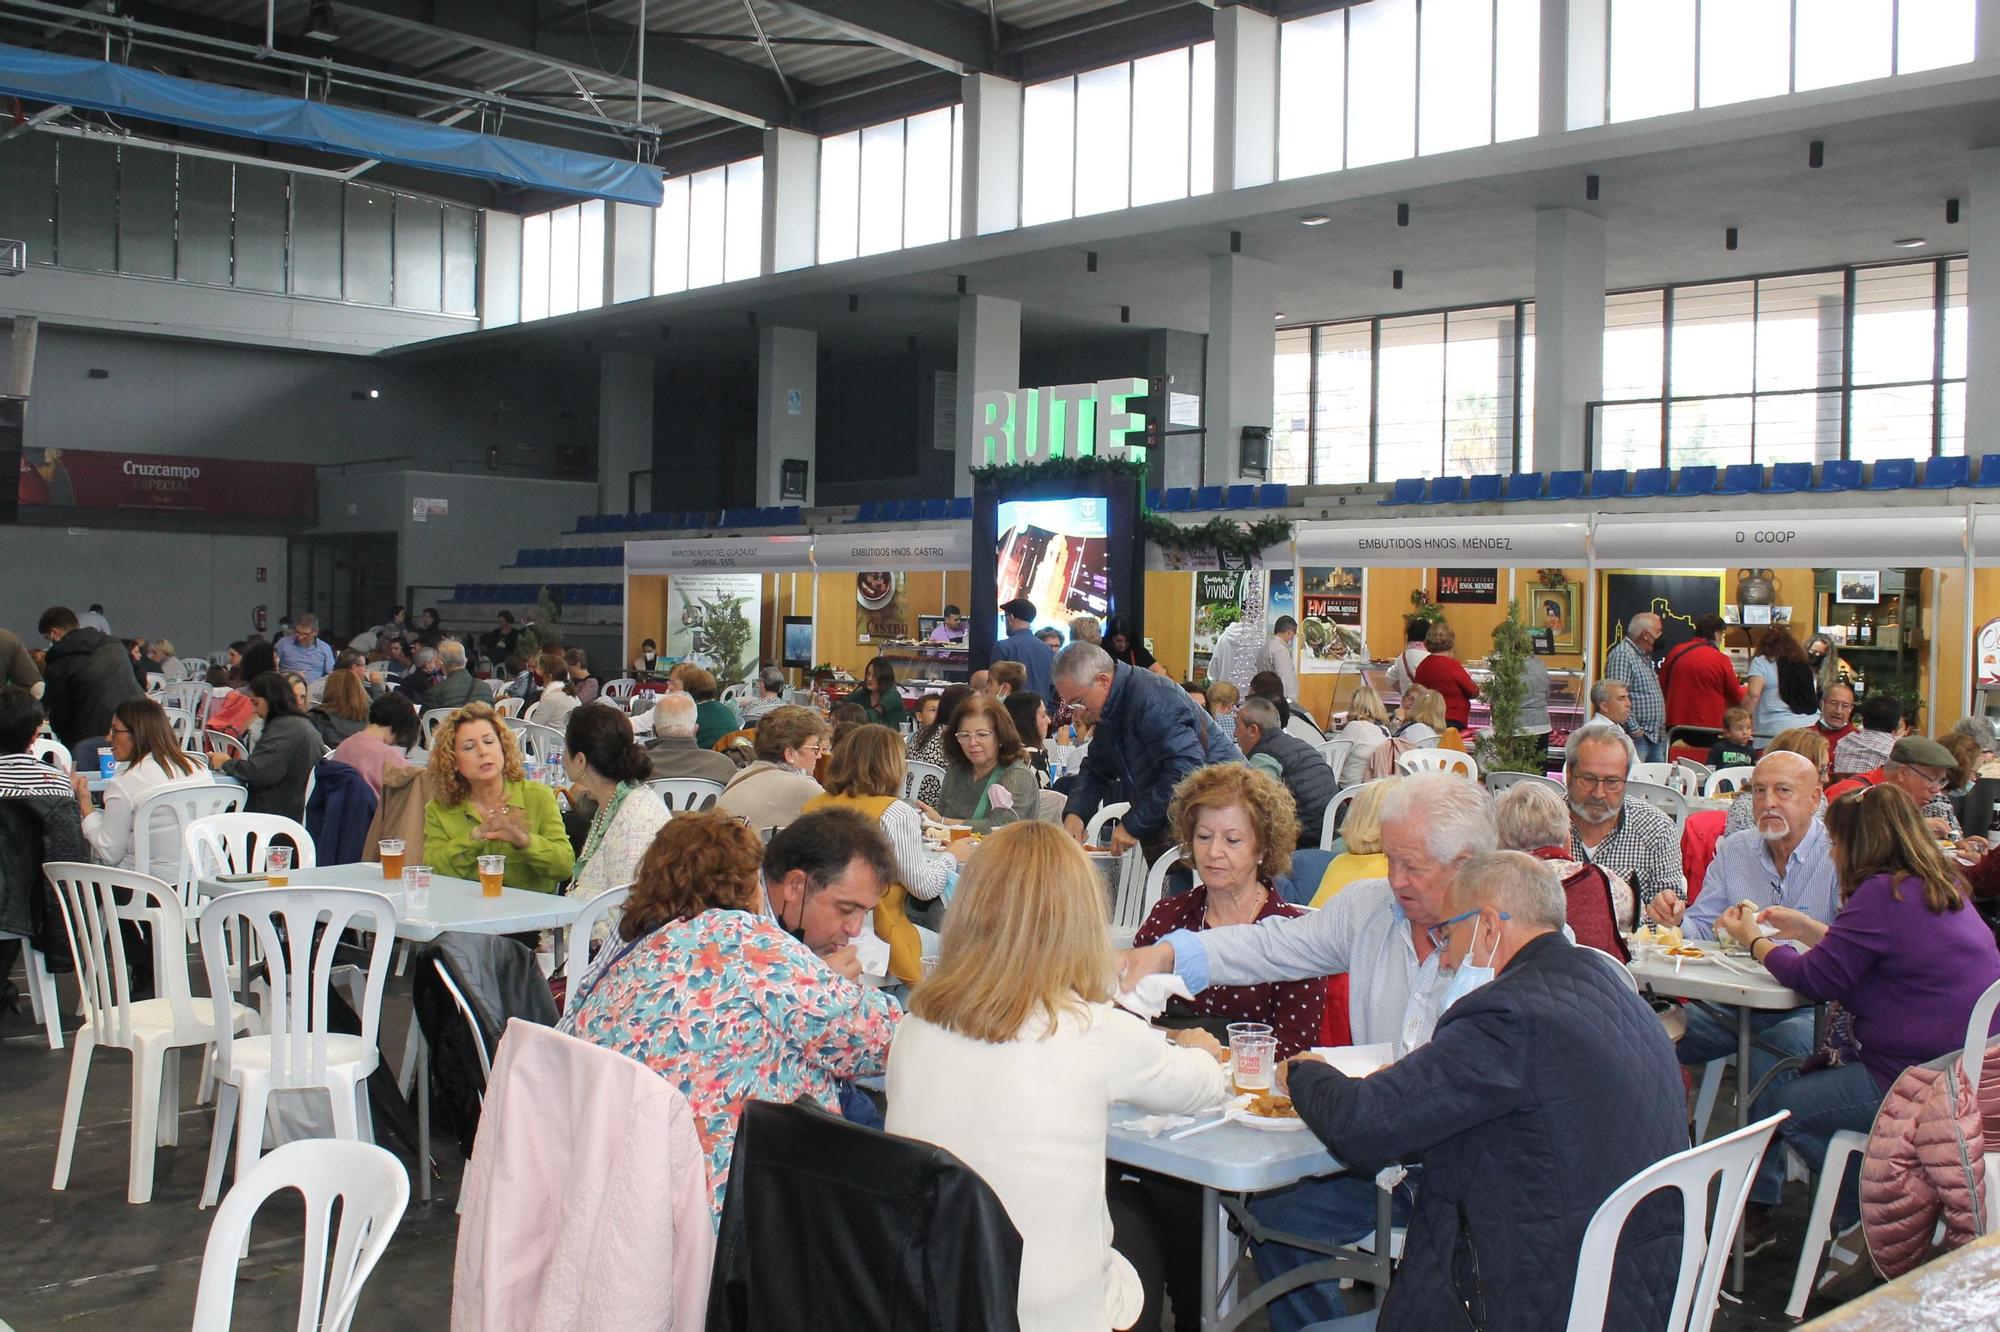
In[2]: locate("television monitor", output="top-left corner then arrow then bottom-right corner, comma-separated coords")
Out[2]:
993,496 -> 1113,638
781,616 -> 815,669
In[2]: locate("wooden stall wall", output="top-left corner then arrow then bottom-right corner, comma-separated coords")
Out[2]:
1141,571 -> 1194,679
812,571 -> 959,679
1933,566 -> 2000,736
626,575 -> 669,670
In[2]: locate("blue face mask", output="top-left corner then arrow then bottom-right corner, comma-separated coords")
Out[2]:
1440,915 -> 1500,1013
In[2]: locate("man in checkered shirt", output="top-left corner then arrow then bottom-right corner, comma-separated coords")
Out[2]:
1604,614 -> 1666,763
1565,720 -> 1685,911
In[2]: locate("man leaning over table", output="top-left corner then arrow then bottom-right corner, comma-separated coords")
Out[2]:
1117,771 -> 1497,1332
1275,851 -> 1686,1332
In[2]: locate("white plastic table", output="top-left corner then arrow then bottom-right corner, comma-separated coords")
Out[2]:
199,861 -> 583,1203
86,771 -> 243,796
1108,1106 -> 1385,1332
1628,937 -> 1804,1288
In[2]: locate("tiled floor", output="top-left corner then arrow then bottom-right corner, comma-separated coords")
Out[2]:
0,962 -> 1862,1330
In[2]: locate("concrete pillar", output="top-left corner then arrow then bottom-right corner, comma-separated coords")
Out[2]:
762,127 -> 820,273
1815,294 -> 1844,462
755,327 -> 817,507
1204,254 -> 1279,486
1147,328 -> 1207,490
954,294 -> 1021,494
1531,208 -> 1606,472
1971,150 -> 2000,456
1213,5 -> 1279,191
598,352 -> 654,514
479,209 -> 522,330
1540,0 -> 1608,134
605,202 -> 653,305
1980,0 -> 2000,59
960,74 -> 1023,238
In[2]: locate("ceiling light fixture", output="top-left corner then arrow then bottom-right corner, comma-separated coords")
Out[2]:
1892,237 -> 1927,248
1297,214 -> 1331,227
1274,313 -> 1285,320
302,0 -> 339,42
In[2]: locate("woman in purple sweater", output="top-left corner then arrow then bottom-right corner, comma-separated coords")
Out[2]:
1718,783 -> 2000,1232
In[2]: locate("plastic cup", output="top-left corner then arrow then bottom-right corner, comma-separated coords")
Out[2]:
265,846 -> 292,887
478,853 -> 506,898
98,751 -> 117,780
402,864 -> 431,913
1230,1034 -> 1277,1095
379,838 -> 405,880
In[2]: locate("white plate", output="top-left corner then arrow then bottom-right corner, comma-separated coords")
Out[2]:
1233,1107 -> 1309,1132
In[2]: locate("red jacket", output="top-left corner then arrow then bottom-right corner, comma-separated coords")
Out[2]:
1412,652 -> 1481,729
1659,638 -> 1742,732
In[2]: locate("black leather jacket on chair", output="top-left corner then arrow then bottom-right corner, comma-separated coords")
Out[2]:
707,1099 -> 1025,1332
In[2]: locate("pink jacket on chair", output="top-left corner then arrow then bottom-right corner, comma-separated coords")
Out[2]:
1861,1043 -> 1999,1278
453,1019 -> 714,1331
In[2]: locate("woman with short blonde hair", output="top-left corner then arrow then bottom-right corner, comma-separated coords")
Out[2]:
1334,682 -> 1393,786
889,822 -> 1230,1332
1314,777 -> 1394,907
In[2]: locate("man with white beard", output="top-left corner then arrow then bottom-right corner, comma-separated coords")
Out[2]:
1562,721 -> 1684,912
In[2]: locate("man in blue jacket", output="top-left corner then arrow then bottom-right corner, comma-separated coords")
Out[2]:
987,597 -> 1055,701
1053,640 -> 1242,861
1279,850 -> 1687,1331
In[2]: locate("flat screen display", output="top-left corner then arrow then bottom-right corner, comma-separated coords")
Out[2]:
781,616 -> 815,669
995,496 -> 1112,636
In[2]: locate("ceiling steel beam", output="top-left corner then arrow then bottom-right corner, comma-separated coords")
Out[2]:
761,0 -> 1000,75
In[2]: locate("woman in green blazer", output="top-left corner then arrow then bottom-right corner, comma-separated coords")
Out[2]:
422,701 -> 575,893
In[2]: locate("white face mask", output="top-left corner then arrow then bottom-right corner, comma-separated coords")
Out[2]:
1440,915 -> 1499,1013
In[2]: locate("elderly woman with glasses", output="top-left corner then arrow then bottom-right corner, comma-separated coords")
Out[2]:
923,693 -> 1040,834
715,704 -> 829,834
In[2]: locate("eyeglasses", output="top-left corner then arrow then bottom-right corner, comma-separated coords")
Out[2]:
108,724 -> 131,736
1425,907 -> 1510,952
795,742 -> 827,759
1571,773 -> 1626,792
955,729 -> 995,743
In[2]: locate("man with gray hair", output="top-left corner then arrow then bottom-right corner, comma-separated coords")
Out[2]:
274,612 -> 336,681
1237,695 -> 1334,848
424,638 -> 493,710
1565,720 -> 1683,910
646,690 -> 738,784
1604,614 -> 1666,761
397,644 -> 442,707
740,666 -> 790,723
1589,677 -> 1632,730
1277,851 -> 1686,1332
1053,640 -> 1242,861
1119,770 -> 1500,1330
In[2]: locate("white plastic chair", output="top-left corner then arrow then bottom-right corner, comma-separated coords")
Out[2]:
602,677 -> 637,703
1704,766 -> 1755,797
0,925 -> 64,1049
1564,1113 -> 1787,1332
513,721 -> 564,764
1139,847 -> 1202,926
1629,761 -> 1677,787
647,776 -> 724,813
204,730 -> 249,762
1084,801 -> 1132,845
494,696 -> 525,719
1484,770 -> 1563,796
561,885 -> 631,1020
1784,976 -> 2000,1317
1284,712 -> 1325,744
1321,779 -> 1394,853
45,864 -> 259,1204
197,886 -> 397,1208
1626,779 -> 1690,836
1036,789 -> 1067,824
902,760 -> 946,804
418,707 -> 456,742
433,958 -> 492,1091
190,1138 -> 408,1332
161,706 -> 201,751
1104,847 -> 1149,950
160,681 -> 210,720
185,813 -> 317,884
130,779 -> 247,920
1316,738 -> 1354,782
1396,749 -> 1479,780
30,734 -> 72,773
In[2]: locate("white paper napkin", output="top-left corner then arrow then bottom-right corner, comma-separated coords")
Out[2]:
1115,973 -> 1194,1019
1114,1112 -> 1199,1138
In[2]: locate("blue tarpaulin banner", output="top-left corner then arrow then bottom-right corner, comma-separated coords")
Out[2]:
0,41 -> 663,205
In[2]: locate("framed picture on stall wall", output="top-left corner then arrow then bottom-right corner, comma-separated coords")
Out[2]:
1529,582 -> 1582,655
1835,570 -> 1881,604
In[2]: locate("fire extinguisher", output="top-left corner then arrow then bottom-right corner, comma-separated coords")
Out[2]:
254,604 -> 268,633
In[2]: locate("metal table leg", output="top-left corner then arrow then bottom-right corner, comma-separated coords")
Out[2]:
416,1022 -> 431,1204
1200,1184 -> 1219,1332
1733,1005 -> 1752,1290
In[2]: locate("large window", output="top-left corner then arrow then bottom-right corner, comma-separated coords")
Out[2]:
653,157 -> 763,296
1589,258 -> 1969,468
1020,43 -> 1214,227
1270,303 -> 1529,485
1607,0 -> 1972,123
519,199 -> 604,321
817,107 -> 963,262
1277,0 -> 1538,181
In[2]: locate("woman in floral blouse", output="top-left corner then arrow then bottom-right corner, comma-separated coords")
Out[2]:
560,809 -> 901,1223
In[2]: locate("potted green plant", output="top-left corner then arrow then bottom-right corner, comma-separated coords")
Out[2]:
1475,600 -> 1546,775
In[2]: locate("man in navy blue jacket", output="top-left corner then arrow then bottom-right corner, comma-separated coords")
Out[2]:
1280,850 -> 1687,1331
1053,641 -> 1242,861
987,597 -> 1055,700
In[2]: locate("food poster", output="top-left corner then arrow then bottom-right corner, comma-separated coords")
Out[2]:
855,571 -> 913,643
1266,567 -> 1297,637
1299,566 -> 1366,673
666,573 -> 761,682
1189,569 -> 1247,681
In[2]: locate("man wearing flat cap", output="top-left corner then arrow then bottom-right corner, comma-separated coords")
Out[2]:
987,597 -> 1054,701
1828,733 -> 1982,849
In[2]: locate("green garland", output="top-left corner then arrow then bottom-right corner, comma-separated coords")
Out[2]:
970,455 -> 1293,559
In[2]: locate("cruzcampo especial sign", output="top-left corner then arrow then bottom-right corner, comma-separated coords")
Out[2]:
974,377 -> 1149,465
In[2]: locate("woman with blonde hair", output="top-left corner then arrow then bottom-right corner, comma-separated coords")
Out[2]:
887,821 -> 1230,1332
803,723 -> 970,984
309,667 -> 370,747
1393,684 -> 1443,747
1334,683 -> 1392,786
422,700 -> 574,893
1313,778 -> 1392,908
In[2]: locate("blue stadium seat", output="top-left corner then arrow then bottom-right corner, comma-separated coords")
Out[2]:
1163,488 -> 1194,512
1588,469 -> 1627,499
1537,470 -> 1586,501
556,548 -> 578,567
1714,464 -> 1762,495
1419,476 -> 1464,505
1628,468 -> 1670,499
1145,490 -> 1162,510
1193,486 -> 1224,510
1920,455 -> 1970,489
451,584 -> 469,602
1867,457 -> 1917,490
947,496 -> 972,520
1767,462 -> 1812,494
852,501 -> 880,524
1379,478 -> 1426,506
1673,465 -> 1718,496
1259,483 -> 1289,508
897,500 -> 924,522
1501,473 -> 1542,501
921,498 -> 950,521
599,585 -> 621,606
1226,484 -> 1258,509
1465,474 -> 1503,504
779,505 -> 803,523
1975,456 -> 2000,487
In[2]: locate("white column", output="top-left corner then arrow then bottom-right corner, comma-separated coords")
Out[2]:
604,202 -> 653,305
598,352 -> 653,514
1980,0 -> 2000,58
1540,0 -> 1608,134
479,209 -> 522,330
960,73 -> 1022,237
1204,254 -> 1279,486
1531,208 -> 1606,472
756,326 -> 817,507
954,294 -> 1021,494
762,127 -> 820,273
1213,5 -> 1279,191
1969,149 -> 2000,453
